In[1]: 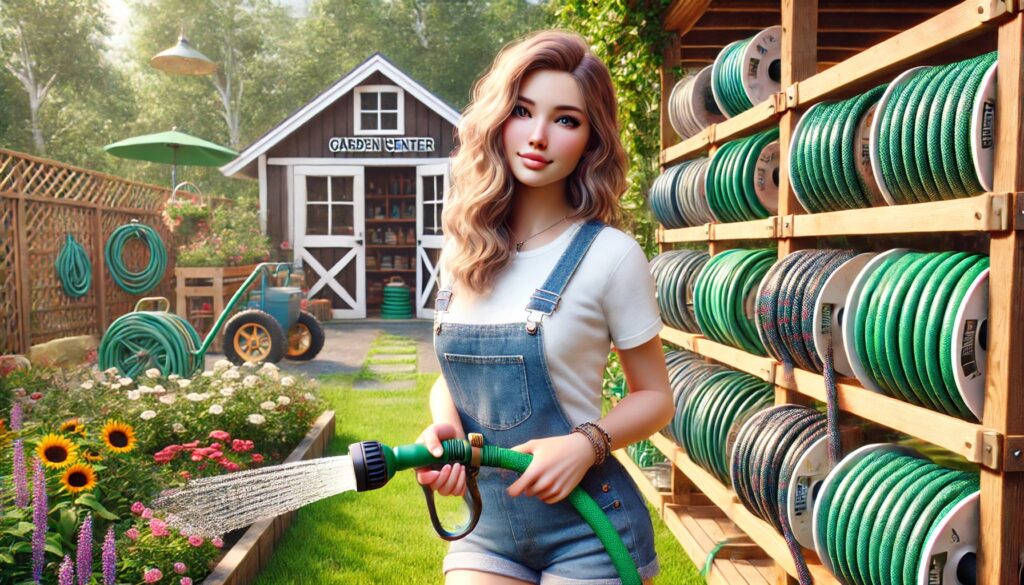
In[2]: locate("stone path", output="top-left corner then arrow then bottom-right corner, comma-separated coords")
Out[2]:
355,332 -> 421,391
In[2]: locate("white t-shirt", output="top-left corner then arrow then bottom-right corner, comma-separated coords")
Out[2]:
437,220 -> 662,425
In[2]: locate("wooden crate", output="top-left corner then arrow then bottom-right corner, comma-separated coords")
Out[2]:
175,265 -> 259,346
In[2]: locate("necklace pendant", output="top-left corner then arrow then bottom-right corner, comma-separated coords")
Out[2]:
515,241 -> 524,252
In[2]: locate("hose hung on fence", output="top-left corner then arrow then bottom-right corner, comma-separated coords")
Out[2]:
56,233 -> 92,298
105,221 -> 167,295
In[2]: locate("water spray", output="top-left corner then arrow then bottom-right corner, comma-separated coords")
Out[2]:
153,434 -> 643,585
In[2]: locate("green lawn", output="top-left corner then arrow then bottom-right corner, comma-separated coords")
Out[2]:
255,370 -> 703,584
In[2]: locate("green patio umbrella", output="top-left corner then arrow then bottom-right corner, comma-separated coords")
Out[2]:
104,128 -> 238,187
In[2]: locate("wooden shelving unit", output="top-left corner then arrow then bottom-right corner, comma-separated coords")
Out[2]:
364,169 -> 417,310
646,1 -> 1024,583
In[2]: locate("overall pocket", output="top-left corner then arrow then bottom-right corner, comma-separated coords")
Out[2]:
443,353 -> 531,430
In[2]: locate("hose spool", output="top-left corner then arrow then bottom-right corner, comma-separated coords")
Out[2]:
710,26 -> 783,118
649,157 -> 715,228
668,66 -> 726,139
98,297 -> 203,379
869,52 -> 997,205
650,250 -> 710,333
731,405 -> 834,583
662,349 -> 730,443
844,249 -> 989,421
675,368 -> 774,485
55,233 -> 92,298
813,443 -> 980,585
789,85 -> 889,213
694,248 -> 776,356
626,439 -> 666,468
706,128 -> 780,222
105,221 -> 167,295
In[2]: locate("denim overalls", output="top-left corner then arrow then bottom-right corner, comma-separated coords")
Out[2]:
433,220 -> 659,584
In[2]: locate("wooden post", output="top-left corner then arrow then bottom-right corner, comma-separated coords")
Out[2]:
93,207 -> 107,332
660,35 -> 681,153
979,12 -> 1024,585
14,159 -> 31,352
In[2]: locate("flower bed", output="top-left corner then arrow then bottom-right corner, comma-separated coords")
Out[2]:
1,359 -> 325,584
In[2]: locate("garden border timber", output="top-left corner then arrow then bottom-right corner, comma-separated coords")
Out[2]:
647,1 -> 1024,584
201,409 -> 336,585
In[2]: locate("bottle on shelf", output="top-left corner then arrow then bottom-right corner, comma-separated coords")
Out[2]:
384,227 -> 397,245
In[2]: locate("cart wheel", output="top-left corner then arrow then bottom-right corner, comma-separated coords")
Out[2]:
223,309 -> 286,365
285,311 -> 325,361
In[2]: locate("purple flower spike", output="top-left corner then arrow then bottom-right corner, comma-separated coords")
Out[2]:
58,554 -> 75,585
11,402 -> 23,431
76,514 -> 92,585
102,527 -> 117,585
32,458 -> 47,583
13,439 -> 29,508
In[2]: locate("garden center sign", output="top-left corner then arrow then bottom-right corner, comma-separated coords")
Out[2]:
327,136 -> 436,153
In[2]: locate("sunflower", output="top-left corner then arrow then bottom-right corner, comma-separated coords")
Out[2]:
81,448 -> 104,463
37,434 -> 78,469
60,418 -> 86,436
61,463 -> 97,493
101,421 -> 136,454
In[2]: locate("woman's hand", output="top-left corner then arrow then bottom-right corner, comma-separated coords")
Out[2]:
414,422 -> 467,497
507,432 -> 597,504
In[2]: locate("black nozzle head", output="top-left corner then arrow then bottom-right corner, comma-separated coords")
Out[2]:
349,441 -> 389,492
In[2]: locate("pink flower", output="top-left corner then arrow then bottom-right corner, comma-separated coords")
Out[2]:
144,568 -> 162,583
180,471 -> 191,480
131,501 -> 146,515
208,450 -> 224,460
181,579 -> 193,585
191,452 -> 204,462
174,562 -> 188,574
231,439 -> 255,453
209,430 -> 230,442
182,441 -> 200,449
141,508 -> 154,519
125,527 -> 140,541
211,537 -> 224,548
30,392 -> 42,400
188,535 -> 203,547
149,518 -> 169,537
251,453 -> 264,464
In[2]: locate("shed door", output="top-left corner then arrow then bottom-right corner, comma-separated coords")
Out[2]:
294,165 -> 365,319
416,163 -> 448,319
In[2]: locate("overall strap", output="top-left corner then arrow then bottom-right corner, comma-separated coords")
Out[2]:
524,219 -> 605,333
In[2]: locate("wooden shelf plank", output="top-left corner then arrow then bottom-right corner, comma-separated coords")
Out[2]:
661,128 -> 712,166
712,217 -> 778,240
784,193 -> 1011,237
612,450 -> 673,515
660,325 -> 774,381
659,224 -> 710,243
662,504 -> 773,585
660,97 -> 780,168
651,434 -> 838,584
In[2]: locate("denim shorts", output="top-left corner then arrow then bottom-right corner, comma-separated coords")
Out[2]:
442,464 -> 660,584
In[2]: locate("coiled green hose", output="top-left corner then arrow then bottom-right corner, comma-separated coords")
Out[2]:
98,306 -> 202,378
712,40 -> 755,117
815,446 -> 978,585
877,52 -> 996,204
651,250 -> 709,333
55,233 -> 92,298
663,350 -> 729,443
706,128 -> 779,223
694,248 -> 775,355
790,85 -> 886,212
851,250 -> 988,421
105,222 -> 167,294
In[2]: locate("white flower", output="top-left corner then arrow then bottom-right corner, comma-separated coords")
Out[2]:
126,390 -> 141,400
110,383 -> 122,390
118,377 -> 133,386
241,361 -> 258,370
80,381 -> 94,390
158,394 -> 177,405
280,376 -> 295,387
153,385 -> 166,394
308,379 -> 319,389
172,422 -> 186,433
145,368 -> 161,379
303,393 -> 315,401
185,392 -> 209,402
136,385 -> 153,393
260,401 -> 276,411
105,367 -> 120,376
209,404 -> 224,415
140,410 -> 157,420
243,375 -> 259,388
220,386 -> 235,397
214,359 -> 232,371
168,374 -> 180,381
221,369 -> 240,380
277,395 -> 291,406
177,379 -> 191,388
260,362 -> 279,373
246,414 -> 266,425
201,371 -> 214,378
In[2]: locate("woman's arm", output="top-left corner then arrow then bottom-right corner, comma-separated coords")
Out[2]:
597,335 -> 673,450
428,375 -> 465,436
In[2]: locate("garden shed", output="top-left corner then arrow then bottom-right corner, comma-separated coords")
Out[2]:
221,53 -> 458,319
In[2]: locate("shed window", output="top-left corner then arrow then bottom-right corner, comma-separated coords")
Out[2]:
354,85 -> 403,135
305,176 -> 355,236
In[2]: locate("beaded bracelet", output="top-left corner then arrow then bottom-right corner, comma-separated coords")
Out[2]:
573,421 -> 612,466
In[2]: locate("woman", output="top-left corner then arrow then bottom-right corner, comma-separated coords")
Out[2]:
416,29 -> 673,585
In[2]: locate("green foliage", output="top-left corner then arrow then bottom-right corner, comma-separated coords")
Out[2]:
552,0 -> 677,256
176,199 -> 270,267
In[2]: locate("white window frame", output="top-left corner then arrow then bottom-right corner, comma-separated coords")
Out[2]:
353,85 -> 404,136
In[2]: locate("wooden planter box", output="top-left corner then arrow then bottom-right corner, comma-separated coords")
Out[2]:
201,410 -> 336,585
174,265 -> 259,347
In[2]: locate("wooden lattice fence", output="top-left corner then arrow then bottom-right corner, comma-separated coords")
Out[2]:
0,148 -> 176,355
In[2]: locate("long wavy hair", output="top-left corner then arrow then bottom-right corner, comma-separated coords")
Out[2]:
441,29 -> 628,295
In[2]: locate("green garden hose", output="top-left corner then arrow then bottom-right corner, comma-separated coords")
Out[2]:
876,52 -> 996,204
105,222 -> 167,294
649,158 -> 714,228
663,349 -> 729,443
55,233 -> 92,298
650,250 -> 709,333
706,128 -> 779,222
814,446 -> 979,585
694,248 -> 775,355
851,250 -> 989,421
790,85 -> 886,212
98,301 -> 202,378
349,438 -> 643,585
